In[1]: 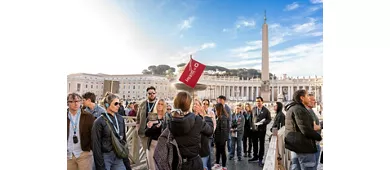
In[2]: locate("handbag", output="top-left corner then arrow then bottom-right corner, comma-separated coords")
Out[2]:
102,116 -> 129,159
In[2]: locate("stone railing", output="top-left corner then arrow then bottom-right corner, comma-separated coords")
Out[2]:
263,127 -> 289,170
123,116 -> 147,168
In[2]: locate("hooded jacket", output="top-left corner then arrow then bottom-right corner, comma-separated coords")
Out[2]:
169,112 -> 213,170
284,101 -> 322,153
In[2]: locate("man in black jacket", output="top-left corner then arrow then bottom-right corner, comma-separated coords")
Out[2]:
248,97 -> 271,167
284,90 -> 322,170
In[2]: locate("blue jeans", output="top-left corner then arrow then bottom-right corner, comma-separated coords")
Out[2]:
315,144 -> 321,168
207,138 -> 214,170
230,136 -> 243,159
201,156 -> 209,170
291,151 -> 317,170
103,151 -> 126,170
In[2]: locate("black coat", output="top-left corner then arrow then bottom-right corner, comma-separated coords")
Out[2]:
199,115 -> 214,157
284,102 -> 322,153
169,112 -> 213,170
271,111 -> 285,132
91,113 -> 131,170
214,114 -> 229,144
252,106 -> 272,132
243,111 -> 252,137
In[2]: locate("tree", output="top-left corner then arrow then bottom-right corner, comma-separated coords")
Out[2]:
148,65 -> 157,74
142,69 -> 152,75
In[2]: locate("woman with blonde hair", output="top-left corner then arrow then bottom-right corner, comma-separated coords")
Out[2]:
243,103 -> 253,158
145,99 -> 167,170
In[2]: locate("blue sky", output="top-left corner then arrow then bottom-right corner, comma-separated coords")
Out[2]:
69,0 -> 322,77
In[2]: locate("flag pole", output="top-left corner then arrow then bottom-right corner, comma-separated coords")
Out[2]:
190,54 -> 195,105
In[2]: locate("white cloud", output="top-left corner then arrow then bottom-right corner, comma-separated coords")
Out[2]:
216,41 -> 323,76
308,6 -> 322,12
310,0 -> 323,4
231,40 -> 262,54
293,18 -> 316,33
178,16 -> 195,31
236,18 -> 256,28
309,31 -> 323,36
222,28 -> 229,32
169,42 -> 216,62
285,2 -> 300,11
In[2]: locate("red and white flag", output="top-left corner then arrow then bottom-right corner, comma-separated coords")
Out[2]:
179,56 -> 206,88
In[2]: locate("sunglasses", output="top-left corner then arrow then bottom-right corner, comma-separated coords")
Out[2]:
114,102 -> 120,106
148,92 -> 156,95
202,103 -> 209,105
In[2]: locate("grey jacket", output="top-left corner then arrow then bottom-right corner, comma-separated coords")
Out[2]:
231,112 -> 245,136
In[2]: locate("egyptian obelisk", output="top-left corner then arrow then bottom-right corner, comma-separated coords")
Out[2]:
260,10 -> 270,102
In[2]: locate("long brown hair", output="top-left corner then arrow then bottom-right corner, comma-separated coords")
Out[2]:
245,103 -> 252,113
215,103 -> 227,118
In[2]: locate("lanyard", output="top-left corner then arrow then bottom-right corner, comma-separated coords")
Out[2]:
147,100 -> 157,113
105,113 -> 120,136
68,109 -> 81,135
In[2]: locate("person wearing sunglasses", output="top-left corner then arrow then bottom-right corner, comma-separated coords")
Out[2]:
92,93 -> 131,170
136,86 -> 158,170
67,93 -> 95,170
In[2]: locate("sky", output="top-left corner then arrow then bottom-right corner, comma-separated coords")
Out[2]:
66,0 -> 323,77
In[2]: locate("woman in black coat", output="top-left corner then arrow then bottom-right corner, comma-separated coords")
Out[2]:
169,92 -> 214,170
271,102 -> 285,131
212,103 -> 229,170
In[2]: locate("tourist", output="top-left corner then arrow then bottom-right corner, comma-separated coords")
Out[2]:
229,103 -> 245,161
161,91 -> 214,170
67,93 -> 95,170
284,90 -> 322,170
145,99 -> 168,170
243,103 -> 253,158
212,103 -> 230,170
82,92 -> 106,119
92,93 -> 131,170
217,95 -> 232,153
118,100 -> 126,116
248,97 -> 271,167
202,99 -> 216,170
271,101 -> 285,131
193,99 -> 215,170
307,94 -> 322,168
136,86 -> 158,169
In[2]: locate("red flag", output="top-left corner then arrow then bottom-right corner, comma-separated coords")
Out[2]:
179,57 -> 206,88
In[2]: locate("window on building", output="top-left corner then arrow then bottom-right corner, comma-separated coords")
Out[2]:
77,84 -> 81,92
91,85 -> 93,89
128,91 -> 130,93
133,86 -> 135,89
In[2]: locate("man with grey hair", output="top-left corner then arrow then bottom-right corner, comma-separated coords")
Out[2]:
307,93 -> 322,168
67,93 -> 95,170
